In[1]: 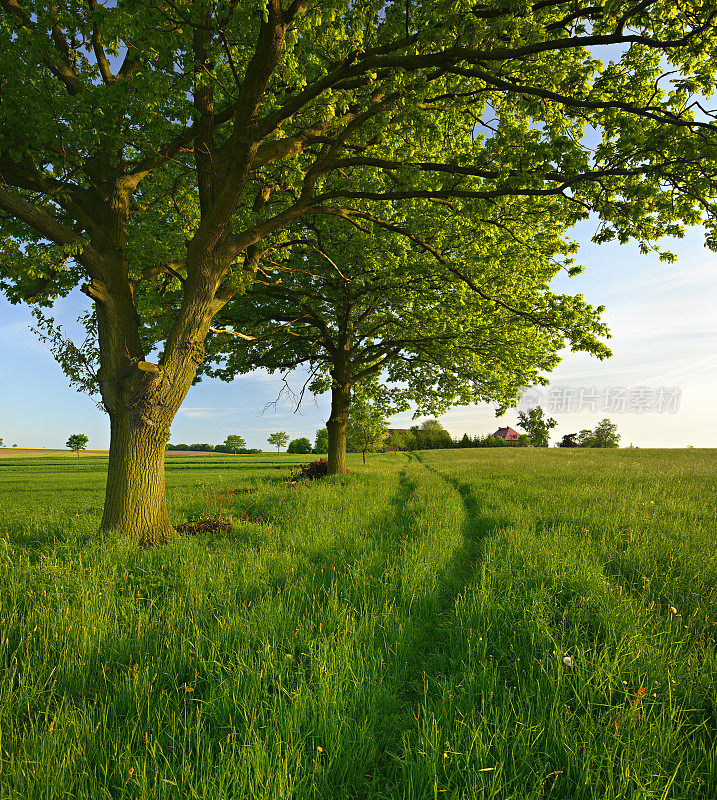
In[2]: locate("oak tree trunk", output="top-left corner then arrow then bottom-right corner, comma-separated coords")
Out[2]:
327,381 -> 350,474
101,407 -> 174,546
90,246 -> 220,545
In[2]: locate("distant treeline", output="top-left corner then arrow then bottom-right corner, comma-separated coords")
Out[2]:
166,443 -> 263,454
452,432 -> 531,448
384,425 -> 531,451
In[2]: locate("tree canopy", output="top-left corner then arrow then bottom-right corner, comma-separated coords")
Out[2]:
518,407 -> 558,446
267,431 -> 290,452
1,0 -> 716,540
204,212 -> 610,471
559,432 -> 580,448
287,437 -> 312,454
579,418 -> 621,447
223,434 -> 246,453
66,433 -> 89,456
410,419 -> 453,450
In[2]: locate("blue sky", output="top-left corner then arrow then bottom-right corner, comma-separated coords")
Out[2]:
1,220 -> 715,449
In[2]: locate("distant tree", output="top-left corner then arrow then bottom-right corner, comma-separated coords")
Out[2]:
479,433 -> 507,448
224,435 -> 246,454
578,429 -> 594,447
559,433 -> 579,448
66,433 -> 89,458
313,429 -> 329,455
458,433 -> 471,448
408,420 -> 453,450
517,434 -> 532,447
580,419 -> 621,448
402,431 -> 420,451
267,432 -> 289,453
0,437 -> 3,447
593,419 -> 621,448
287,437 -> 312,455
347,393 -> 388,465
518,407 -> 558,447
384,431 -> 408,452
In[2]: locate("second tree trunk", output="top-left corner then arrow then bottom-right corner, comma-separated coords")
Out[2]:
326,382 -> 350,474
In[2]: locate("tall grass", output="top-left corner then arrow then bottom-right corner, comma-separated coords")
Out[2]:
0,449 -> 715,798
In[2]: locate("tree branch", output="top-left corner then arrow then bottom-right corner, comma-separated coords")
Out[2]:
0,0 -> 84,95
86,0 -> 115,85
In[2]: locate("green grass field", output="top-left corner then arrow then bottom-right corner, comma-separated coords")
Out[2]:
0,449 -> 715,799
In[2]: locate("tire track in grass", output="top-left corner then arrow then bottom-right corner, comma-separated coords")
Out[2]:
369,452 -> 502,783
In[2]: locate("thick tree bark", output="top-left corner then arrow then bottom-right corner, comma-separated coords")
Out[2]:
101,407 -> 174,546
327,380 -> 351,474
94,291 -> 216,544
88,237 -> 222,545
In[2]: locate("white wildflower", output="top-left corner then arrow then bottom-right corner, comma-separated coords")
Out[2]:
563,656 -> 573,667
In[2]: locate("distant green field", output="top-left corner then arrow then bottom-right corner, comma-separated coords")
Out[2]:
0,449 -> 715,799
0,448 -> 109,458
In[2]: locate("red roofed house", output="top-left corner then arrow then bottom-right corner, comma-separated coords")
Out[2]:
493,426 -> 520,444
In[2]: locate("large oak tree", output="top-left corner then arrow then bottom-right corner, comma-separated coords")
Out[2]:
204,212 -> 611,472
1,0 -> 716,542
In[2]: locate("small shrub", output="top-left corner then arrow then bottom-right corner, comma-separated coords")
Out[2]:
176,518 -> 232,535
290,458 -> 330,481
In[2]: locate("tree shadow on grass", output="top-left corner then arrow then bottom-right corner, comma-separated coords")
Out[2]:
381,453 -> 497,693
8,525 -> 96,561
8,529 -> 69,557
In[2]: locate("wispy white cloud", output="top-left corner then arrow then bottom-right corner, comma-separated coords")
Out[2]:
0,320 -> 46,352
179,407 -> 247,420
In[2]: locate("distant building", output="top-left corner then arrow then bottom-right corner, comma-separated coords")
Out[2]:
493,426 -> 520,444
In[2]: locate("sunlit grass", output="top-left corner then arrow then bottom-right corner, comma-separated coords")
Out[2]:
0,449 -> 715,798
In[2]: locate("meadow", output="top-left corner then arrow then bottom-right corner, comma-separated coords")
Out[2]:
0,448 -> 715,799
